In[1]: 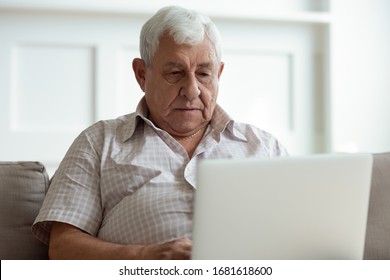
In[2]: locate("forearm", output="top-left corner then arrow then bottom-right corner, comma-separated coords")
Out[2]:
49,222 -> 144,260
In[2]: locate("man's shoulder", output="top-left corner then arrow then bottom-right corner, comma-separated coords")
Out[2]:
84,113 -> 136,133
230,121 -> 276,140
229,121 -> 288,156
76,113 -> 138,145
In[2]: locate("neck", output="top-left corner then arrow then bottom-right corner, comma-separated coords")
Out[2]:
174,129 -> 202,142
173,126 -> 207,158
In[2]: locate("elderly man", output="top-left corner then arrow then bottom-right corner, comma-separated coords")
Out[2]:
32,6 -> 287,260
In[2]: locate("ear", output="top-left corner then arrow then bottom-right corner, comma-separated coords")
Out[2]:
217,62 -> 225,79
132,58 -> 147,92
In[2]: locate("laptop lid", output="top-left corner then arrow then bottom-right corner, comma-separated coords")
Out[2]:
191,153 -> 373,260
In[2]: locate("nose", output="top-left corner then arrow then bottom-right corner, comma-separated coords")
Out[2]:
180,74 -> 201,100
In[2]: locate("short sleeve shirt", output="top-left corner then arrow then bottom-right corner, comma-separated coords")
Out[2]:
32,98 -> 288,245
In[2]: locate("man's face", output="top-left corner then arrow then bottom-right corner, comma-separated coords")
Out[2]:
135,35 -> 224,137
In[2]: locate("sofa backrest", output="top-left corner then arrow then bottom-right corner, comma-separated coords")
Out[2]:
0,161 -> 49,259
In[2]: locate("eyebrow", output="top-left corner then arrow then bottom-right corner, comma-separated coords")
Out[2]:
197,63 -> 213,69
163,62 -> 182,68
163,62 -> 213,69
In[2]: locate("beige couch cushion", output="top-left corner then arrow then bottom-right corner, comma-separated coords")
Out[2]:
0,161 -> 49,259
364,152 -> 390,259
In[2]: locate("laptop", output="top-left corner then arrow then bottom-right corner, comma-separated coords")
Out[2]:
191,153 -> 373,260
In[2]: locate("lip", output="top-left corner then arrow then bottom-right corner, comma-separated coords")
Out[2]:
173,108 -> 201,116
176,108 -> 200,111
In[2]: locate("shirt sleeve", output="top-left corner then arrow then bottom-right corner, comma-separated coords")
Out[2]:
32,124 -> 103,245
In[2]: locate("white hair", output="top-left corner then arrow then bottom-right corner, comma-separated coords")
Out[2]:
139,6 -> 222,67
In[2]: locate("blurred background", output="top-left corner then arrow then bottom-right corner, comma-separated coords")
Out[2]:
1,0 -> 390,175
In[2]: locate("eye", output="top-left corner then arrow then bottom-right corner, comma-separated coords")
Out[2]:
165,70 -> 183,84
169,71 -> 181,76
197,71 -> 212,83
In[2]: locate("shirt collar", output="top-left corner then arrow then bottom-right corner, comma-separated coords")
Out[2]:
210,105 -> 248,142
120,97 -> 150,143
120,98 -> 248,143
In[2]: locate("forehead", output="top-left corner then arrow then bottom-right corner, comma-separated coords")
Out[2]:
152,36 -> 219,67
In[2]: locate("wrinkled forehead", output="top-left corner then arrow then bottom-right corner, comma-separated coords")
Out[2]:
153,35 -> 220,67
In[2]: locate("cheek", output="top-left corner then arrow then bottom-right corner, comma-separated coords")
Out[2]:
200,84 -> 219,114
204,81 -> 219,104
146,81 -> 179,108
144,78 -> 163,101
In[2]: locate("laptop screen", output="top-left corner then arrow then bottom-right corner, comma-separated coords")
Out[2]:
192,154 -> 373,259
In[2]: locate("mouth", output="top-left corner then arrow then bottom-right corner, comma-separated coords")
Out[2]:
173,108 -> 202,118
176,107 -> 201,112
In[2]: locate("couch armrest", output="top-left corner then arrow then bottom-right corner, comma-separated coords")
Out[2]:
0,161 -> 49,259
364,152 -> 390,259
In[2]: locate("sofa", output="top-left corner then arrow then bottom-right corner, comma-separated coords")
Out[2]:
0,161 -> 49,259
1,153 -> 389,260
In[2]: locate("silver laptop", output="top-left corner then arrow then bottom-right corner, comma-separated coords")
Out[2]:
192,153 -> 373,260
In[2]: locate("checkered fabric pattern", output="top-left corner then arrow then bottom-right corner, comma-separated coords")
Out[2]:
32,98 -> 287,245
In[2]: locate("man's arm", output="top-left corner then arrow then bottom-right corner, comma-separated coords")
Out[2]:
49,222 -> 192,260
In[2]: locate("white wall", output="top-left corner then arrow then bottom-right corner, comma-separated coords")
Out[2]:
330,0 -> 390,153
1,0 -> 389,175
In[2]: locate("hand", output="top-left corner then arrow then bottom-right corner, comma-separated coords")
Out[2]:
139,237 -> 192,260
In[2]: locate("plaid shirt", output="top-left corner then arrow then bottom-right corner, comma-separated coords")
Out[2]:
32,98 -> 288,245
